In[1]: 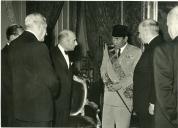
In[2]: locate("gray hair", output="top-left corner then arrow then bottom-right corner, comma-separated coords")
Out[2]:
58,30 -> 76,44
168,6 -> 178,22
139,19 -> 159,34
25,13 -> 47,29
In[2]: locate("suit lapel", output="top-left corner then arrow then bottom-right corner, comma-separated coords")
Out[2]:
118,44 -> 129,64
120,44 -> 128,58
55,46 -> 69,70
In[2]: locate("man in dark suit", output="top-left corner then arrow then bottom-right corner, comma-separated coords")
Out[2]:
50,30 -> 78,126
133,19 -> 164,128
154,6 -> 178,128
1,24 -> 24,126
7,13 -> 59,127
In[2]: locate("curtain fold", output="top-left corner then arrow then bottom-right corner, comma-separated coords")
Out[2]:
69,2 -> 89,62
1,1 -> 17,49
76,2 -> 89,57
26,1 -> 64,48
85,2 -> 122,81
3,1 -> 17,24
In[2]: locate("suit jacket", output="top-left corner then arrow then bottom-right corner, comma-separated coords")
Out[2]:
1,44 -> 14,126
154,36 -> 178,128
50,46 -> 73,124
7,31 -> 59,122
133,35 -> 164,113
100,44 -> 141,110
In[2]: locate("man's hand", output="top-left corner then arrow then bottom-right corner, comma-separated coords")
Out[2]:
73,75 -> 85,84
148,103 -> 155,115
106,83 -> 115,91
123,85 -> 133,99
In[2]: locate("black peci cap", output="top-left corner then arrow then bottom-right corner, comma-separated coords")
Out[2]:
112,24 -> 129,37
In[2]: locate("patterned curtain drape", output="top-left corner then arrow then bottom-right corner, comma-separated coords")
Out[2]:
69,2 -> 89,63
26,1 -> 64,48
85,2 -> 122,81
3,1 -> 17,24
123,2 -> 142,47
1,1 -> 17,49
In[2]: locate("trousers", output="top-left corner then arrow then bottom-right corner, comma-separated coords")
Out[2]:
102,104 -> 131,128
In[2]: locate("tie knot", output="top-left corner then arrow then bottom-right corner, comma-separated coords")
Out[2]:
118,48 -> 121,52
65,51 -> 69,55
118,49 -> 121,57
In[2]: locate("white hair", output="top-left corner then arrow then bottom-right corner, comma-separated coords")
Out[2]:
139,19 -> 159,34
168,6 -> 178,19
58,30 -> 76,44
167,6 -> 178,39
25,13 -> 47,29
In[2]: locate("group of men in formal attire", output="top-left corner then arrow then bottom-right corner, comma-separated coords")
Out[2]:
1,5 -> 178,128
100,6 -> 178,128
2,13 -> 78,127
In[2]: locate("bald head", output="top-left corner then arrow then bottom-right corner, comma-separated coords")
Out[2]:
138,19 -> 159,44
139,19 -> 159,33
167,6 -> 178,39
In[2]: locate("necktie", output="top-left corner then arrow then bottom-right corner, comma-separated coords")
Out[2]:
65,51 -> 69,55
118,49 -> 121,57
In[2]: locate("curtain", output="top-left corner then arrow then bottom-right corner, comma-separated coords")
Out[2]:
85,2 -> 122,81
123,2 -> 142,47
1,1 -> 17,48
26,1 -> 64,48
69,2 -> 89,70
75,2 -> 89,57
3,1 -> 17,24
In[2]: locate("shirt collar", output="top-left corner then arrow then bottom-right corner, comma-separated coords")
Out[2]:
26,30 -> 39,41
148,34 -> 158,44
120,43 -> 127,53
58,43 -> 66,55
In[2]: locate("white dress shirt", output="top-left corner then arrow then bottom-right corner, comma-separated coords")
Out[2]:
58,44 -> 70,68
117,43 -> 127,55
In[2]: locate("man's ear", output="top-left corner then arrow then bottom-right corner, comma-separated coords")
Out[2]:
9,35 -> 16,42
9,35 -> 19,42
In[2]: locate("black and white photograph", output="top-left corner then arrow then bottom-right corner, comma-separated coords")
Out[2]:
1,1 -> 178,128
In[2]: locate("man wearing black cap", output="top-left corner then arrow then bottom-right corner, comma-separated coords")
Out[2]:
100,24 -> 142,128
